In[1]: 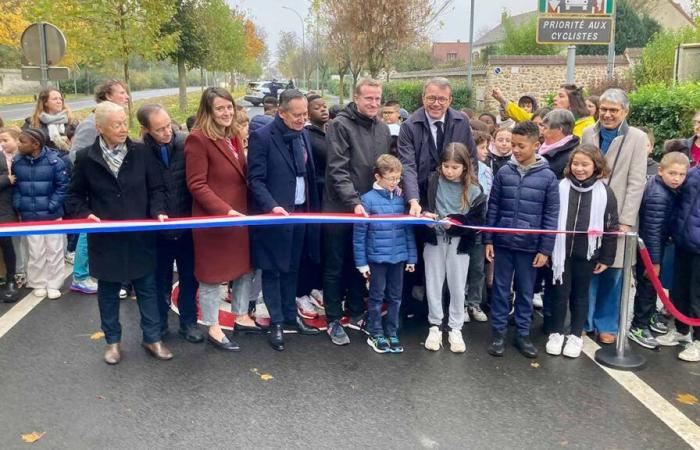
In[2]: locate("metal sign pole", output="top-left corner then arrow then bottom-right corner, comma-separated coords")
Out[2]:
566,45 -> 576,84
38,22 -> 49,88
595,232 -> 646,371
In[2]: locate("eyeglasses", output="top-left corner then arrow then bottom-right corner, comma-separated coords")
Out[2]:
599,107 -> 623,115
382,175 -> 402,183
424,96 -> 450,105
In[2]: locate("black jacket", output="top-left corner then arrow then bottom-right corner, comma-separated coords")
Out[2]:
639,175 -> 678,264
323,103 -> 391,212
305,123 -> 327,200
66,137 -> 167,282
423,172 -> 487,254
485,152 -> 510,177
143,131 -> 192,240
541,135 -> 580,180
562,176 -> 619,266
0,154 -> 16,223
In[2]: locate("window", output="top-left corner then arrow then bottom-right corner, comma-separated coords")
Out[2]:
447,52 -> 457,61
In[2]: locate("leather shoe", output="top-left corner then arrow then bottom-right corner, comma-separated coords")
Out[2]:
178,324 -> 205,343
514,335 -> 538,358
142,341 -> 173,360
3,282 -> 18,303
207,333 -> 240,351
269,324 -> 285,351
284,315 -> 320,335
104,343 -> 121,365
234,321 -> 263,334
487,331 -> 505,357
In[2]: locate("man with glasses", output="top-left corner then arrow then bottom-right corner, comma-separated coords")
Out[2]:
323,78 -> 392,345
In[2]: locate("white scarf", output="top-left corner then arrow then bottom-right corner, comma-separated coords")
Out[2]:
552,178 -> 607,283
39,111 -> 68,145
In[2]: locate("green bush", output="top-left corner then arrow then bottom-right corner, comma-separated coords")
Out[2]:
628,82 -> 700,155
382,81 -> 473,113
326,78 -> 349,98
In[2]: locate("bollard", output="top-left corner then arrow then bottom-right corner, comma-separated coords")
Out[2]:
595,232 -> 646,371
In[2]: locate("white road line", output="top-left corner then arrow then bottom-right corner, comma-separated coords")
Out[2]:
583,337 -> 700,449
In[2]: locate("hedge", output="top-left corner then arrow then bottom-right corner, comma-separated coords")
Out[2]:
628,82 -> 700,155
382,80 -> 473,113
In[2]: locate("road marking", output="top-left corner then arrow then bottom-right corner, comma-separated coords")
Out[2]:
583,337 -> 700,448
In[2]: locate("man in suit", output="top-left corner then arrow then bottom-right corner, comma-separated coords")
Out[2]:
247,89 -> 322,351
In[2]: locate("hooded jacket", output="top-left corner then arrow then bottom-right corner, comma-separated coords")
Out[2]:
12,147 -> 69,221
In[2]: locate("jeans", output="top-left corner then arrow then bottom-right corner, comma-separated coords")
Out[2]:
670,247 -> 700,339
73,234 -> 90,281
491,247 -> 537,336
97,273 -> 161,344
322,223 -> 366,322
367,262 -> 403,337
199,274 -> 253,326
550,257 -> 596,336
155,233 -> 199,330
466,240 -> 485,307
587,268 -> 622,334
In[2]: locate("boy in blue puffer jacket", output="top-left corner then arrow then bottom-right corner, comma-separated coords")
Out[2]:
12,128 -> 69,299
629,152 -> 688,350
354,154 -> 417,354
484,121 -> 559,359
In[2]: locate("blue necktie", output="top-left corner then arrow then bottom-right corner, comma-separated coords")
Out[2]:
159,144 -> 170,168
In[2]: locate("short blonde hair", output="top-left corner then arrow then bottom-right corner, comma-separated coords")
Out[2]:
374,154 -> 402,176
94,101 -> 125,126
659,151 -> 690,169
354,78 -> 382,96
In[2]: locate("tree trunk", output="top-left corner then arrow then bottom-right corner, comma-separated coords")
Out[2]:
123,58 -> 133,128
177,55 -> 187,113
338,72 -> 346,105
200,67 -> 205,92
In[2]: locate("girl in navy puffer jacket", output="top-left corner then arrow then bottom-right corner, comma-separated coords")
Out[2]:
12,128 -> 69,299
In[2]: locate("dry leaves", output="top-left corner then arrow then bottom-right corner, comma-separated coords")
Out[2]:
89,331 -> 105,340
250,368 -> 274,382
21,431 -> 45,443
531,362 -> 540,368
676,393 -> 698,405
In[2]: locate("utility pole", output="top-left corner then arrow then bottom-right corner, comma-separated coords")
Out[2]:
467,0 -> 475,90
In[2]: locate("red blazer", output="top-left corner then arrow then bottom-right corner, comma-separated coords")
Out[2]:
185,129 -> 251,283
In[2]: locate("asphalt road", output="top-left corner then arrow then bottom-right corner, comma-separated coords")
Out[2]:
0,86 -> 202,122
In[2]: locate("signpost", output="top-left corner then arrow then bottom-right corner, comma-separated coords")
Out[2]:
20,22 -> 69,87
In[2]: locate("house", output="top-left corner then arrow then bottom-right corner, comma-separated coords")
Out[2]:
471,11 -> 538,57
431,41 -> 471,64
627,0 -> 696,30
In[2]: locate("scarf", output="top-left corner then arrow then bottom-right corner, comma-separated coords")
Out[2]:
539,134 -> 575,156
99,137 -> 128,177
552,177 -> 607,283
599,126 -> 619,154
39,111 -> 68,145
274,114 -> 306,176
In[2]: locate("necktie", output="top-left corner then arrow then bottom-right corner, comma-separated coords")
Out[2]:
435,120 -> 445,153
159,144 -> 170,168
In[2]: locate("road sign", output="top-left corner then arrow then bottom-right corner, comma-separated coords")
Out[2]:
537,16 -> 613,44
20,22 -> 66,66
539,0 -> 614,15
21,66 -> 70,81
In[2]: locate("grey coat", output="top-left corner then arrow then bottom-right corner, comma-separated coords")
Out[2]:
70,113 -> 97,162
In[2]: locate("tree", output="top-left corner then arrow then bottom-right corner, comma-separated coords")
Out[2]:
634,26 -> 699,85
197,2 -> 246,89
236,12 -> 266,80
0,1 -> 29,49
389,46 -> 436,73
497,14 -> 563,55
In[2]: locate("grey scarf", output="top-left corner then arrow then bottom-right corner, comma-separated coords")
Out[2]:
99,137 -> 128,177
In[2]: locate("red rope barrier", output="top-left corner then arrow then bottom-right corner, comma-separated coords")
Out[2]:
637,240 -> 700,327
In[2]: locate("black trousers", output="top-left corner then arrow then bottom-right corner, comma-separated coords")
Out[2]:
155,232 -> 199,330
670,247 -> 700,339
322,223 -> 365,323
550,257 -> 596,336
0,237 -> 16,278
262,223 -> 305,325
632,251 -> 660,329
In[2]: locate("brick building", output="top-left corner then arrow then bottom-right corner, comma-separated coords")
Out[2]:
431,41 -> 471,64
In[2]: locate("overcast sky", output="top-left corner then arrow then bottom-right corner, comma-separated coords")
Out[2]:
232,0 -> 694,61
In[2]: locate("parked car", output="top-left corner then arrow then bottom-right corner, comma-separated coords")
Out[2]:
244,81 -> 286,106
564,0 -> 593,13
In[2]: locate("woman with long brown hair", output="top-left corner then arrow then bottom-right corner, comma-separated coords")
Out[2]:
23,87 -> 74,152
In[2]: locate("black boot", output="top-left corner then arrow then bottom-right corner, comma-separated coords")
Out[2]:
488,330 -> 505,357
3,282 -> 17,303
515,335 -> 538,358
269,324 -> 285,351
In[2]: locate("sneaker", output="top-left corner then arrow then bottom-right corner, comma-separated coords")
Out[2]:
463,307 -> 471,323
532,292 -> 544,309
346,314 -> 366,331
119,288 -> 127,299
546,333 -> 565,356
628,327 -> 659,349
367,335 -> 390,353
47,288 -> 61,300
64,251 -> 75,265
327,320 -> 350,346
424,326 -> 442,351
562,335 -> 584,358
678,341 -> 700,362
468,304 -> 488,322
70,277 -> 98,295
15,273 -> 27,288
448,330 -> 466,353
657,329 -> 692,347
649,313 -> 669,334
296,296 -> 318,319
254,301 -> 270,320
388,336 -> 404,353
309,289 -> 324,308
32,288 -> 47,298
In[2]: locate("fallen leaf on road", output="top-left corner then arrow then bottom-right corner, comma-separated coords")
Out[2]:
96,395 -> 105,400
89,331 -> 105,340
676,393 -> 698,405
260,373 -> 274,381
531,362 -> 540,368
21,431 -> 45,443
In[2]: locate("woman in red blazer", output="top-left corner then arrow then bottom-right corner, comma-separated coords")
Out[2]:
185,87 -> 257,351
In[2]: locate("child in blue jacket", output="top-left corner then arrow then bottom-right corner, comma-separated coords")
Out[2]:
13,128 -> 69,299
353,154 -> 416,354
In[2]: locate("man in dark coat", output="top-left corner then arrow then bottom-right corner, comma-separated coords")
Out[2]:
248,89 -> 321,351
398,77 -> 477,215
323,78 -> 391,346
66,101 -> 171,365
137,104 -> 203,344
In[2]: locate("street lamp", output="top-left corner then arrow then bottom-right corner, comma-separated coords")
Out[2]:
282,6 -> 305,90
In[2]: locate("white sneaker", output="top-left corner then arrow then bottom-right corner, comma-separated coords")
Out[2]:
448,330 -> 466,353
468,304 -> 488,322
562,335 -> 583,358
463,307 -> 471,323
424,326 -> 442,351
546,333 -> 565,356
255,302 -> 270,320
309,289 -> 324,308
678,341 -> 700,362
33,288 -> 47,298
532,293 -> 544,309
47,288 -> 61,300
296,295 -> 318,319
657,329 -> 692,347
119,288 -> 127,299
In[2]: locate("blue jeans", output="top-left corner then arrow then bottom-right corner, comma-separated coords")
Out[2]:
491,247 -> 537,336
97,273 -> 161,344
367,262 -> 403,337
155,233 -> 198,330
587,268 -> 622,334
73,234 -> 89,281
